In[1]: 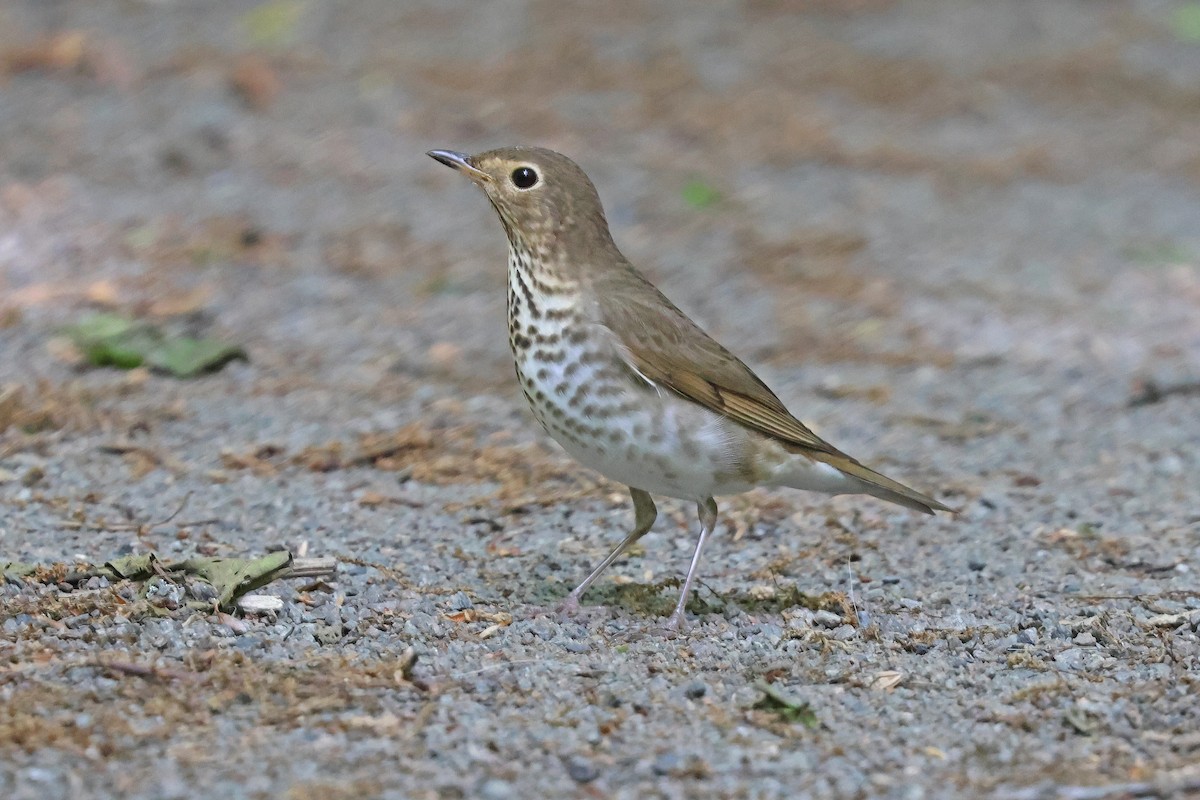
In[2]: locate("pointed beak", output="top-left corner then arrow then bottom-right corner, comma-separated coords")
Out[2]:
427,149 -> 491,185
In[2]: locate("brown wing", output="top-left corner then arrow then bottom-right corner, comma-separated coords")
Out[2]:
597,271 -> 842,457
597,269 -> 953,514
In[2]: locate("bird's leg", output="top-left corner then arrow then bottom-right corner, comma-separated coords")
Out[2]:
558,487 -> 657,615
662,497 -> 718,633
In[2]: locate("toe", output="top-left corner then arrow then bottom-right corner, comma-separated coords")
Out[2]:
555,594 -> 582,617
658,612 -> 690,636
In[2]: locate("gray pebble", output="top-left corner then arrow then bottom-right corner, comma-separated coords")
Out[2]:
652,752 -> 680,776
1054,647 -> 1102,671
832,624 -> 857,640
529,620 -> 556,640
314,625 -> 341,645
812,610 -> 842,628
188,580 -> 219,602
324,604 -> 342,628
564,756 -> 599,783
477,778 -> 514,800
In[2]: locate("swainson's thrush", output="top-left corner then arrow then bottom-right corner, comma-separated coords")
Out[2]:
428,146 -> 950,631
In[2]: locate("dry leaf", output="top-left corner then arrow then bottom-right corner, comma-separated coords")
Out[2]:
229,54 -> 281,110
871,670 -> 904,691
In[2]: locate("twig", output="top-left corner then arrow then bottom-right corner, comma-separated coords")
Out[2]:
58,492 -> 199,533
1128,378 -> 1200,408
1071,591 -> 1199,602
145,492 -> 194,528
998,767 -> 1200,800
283,557 -> 339,580
88,659 -> 193,682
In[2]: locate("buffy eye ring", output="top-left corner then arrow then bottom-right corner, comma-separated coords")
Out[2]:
511,167 -> 539,189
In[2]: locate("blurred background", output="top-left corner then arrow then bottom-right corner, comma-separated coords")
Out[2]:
3,2 -> 1200,798
2,0 -> 1198,399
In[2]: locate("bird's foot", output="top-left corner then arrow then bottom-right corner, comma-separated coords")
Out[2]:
555,593 -> 583,618
654,610 -> 690,637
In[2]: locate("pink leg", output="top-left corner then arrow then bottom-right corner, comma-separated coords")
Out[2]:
558,488 -> 656,615
661,497 -> 718,633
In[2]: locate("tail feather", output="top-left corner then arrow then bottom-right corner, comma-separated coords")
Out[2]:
812,452 -> 954,515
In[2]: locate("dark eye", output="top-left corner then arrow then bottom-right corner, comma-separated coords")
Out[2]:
511,167 -> 539,189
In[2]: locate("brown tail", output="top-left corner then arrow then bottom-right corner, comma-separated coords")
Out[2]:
813,452 -> 954,515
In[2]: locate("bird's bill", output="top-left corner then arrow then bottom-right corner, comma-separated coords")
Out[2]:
426,149 -> 491,184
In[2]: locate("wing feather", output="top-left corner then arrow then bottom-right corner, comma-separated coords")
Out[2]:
596,268 -> 951,514
599,274 -> 839,456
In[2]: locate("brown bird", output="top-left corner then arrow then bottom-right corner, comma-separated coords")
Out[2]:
428,146 -> 950,631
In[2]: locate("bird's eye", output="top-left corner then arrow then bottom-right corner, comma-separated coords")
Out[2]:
511,167 -> 539,189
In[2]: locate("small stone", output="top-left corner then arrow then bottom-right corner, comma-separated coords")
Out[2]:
832,624 -> 857,640
324,604 -> 343,628
562,640 -> 589,654
1074,631 -> 1096,646
529,620 -> 556,640
812,610 -> 842,628
237,594 -> 283,614
314,624 -> 341,645
1053,647 -> 1090,671
652,753 -> 680,776
684,681 -> 707,699
446,591 -> 474,611
565,756 -> 599,783
478,778 -> 514,800
188,580 -> 219,603
967,559 -> 986,571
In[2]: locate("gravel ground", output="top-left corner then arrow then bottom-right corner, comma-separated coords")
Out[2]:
2,1 -> 1200,798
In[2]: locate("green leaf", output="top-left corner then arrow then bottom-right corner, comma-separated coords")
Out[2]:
1174,3 -> 1200,42
1122,240 -> 1195,266
66,313 -> 157,370
176,551 -> 293,608
65,313 -> 246,378
681,179 -> 720,209
63,551 -> 295,611
147,337 -> 247,378
752,680 -> 819,728
239,0 -> 306,48
1,561 -> 39,578
67,553 -> 162,582
69,312 -> 137,342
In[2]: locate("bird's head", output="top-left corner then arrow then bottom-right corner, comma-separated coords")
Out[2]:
427,146 -> 614,259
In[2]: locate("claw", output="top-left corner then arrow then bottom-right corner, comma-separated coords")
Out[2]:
555,593 -> 582,618
659,611 -> 689,636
